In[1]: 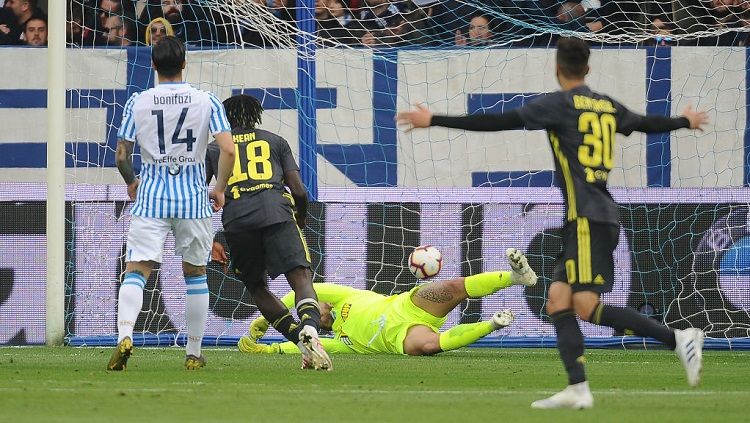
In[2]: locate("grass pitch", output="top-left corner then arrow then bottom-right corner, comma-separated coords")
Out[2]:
0,347 -> 747,423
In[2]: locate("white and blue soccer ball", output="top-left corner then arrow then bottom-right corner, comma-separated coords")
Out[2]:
408,245 -> 443,279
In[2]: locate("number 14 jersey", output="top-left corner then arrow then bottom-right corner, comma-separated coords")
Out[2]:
117,82 -> 231,219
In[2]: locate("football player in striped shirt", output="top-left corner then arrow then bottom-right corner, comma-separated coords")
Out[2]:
108,36 -> 235,371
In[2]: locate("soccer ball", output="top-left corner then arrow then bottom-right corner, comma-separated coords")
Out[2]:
408,245 -> 442,279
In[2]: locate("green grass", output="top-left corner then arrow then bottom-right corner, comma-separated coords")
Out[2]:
0,347 -> 748,423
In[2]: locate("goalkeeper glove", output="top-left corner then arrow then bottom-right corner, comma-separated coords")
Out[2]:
249,316 -> 270,340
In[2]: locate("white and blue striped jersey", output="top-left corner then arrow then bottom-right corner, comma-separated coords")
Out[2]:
117,82 -> 231,219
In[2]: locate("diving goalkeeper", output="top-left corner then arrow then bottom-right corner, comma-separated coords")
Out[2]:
238,248 -> 537,358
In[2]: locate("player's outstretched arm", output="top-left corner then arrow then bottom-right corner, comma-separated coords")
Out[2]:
396,104 -> 525,132
115,139 -> 138,200
632,104 -> 709,134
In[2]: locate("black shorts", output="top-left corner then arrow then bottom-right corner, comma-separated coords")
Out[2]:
553,217 -> 619,293
224,220 -> 311,287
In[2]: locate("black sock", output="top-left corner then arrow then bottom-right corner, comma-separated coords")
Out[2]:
592,303 -> 676,349
296,299 -> 321,332
268,311 -> 302,343
551,309 -> 587,385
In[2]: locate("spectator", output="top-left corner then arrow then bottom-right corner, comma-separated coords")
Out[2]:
266,0 -> 301,24
212,0 -> 274,47
145,16 -> 173,45
707,0 -> 750,45
316,0 -> 359,45
140,0 -> 217,46
356,0 -> 432,46
425,0 -> 483,46
325,0 -> 355,27
98,0 -> 123,25
649,18 -> 674,46
0,6 -> 18,45
455,13 -> 493,46
577,0 -> 642,36
23,15 -> 45,46
358,0 -> 407,32
92,0 -> 124,45
103,13 -> 135,46
555,1 -> 600,32
676,0 -> 750,45
67,3 -> 84,46
4,0 -> 46,44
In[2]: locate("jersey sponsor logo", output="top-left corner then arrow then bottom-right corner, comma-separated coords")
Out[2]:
341,303 -> 351,321
153,155 -> 197,164
230,183 -> 273,196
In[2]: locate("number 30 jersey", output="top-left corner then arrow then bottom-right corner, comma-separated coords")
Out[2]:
516,85 -> 643,226
208,128 -> 300,229
117,82 -> 231,219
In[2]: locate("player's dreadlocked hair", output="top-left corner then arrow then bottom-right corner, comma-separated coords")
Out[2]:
223,94 -> 263,130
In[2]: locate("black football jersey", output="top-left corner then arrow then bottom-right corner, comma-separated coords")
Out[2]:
517,85 -> 643,225
207,128 -> 300,228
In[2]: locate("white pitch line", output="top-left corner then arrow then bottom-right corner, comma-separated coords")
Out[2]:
0,386 -> 744,396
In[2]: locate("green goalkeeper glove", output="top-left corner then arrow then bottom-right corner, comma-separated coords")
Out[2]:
249,316 -> 270,340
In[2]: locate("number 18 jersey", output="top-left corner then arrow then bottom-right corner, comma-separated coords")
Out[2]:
216,128 -> 300,230
117,82 -> 231,219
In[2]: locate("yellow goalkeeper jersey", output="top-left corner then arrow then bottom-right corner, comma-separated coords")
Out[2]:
282,283 -> 446,354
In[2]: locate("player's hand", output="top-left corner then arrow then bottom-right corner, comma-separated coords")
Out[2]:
396,104 -> 432,132
210,188 -> 225,211
249,316 -> 270,340
211,241 -> 228,273
0,24 -> 10,35
682,104 -> 709,132
126,179 -> 139,200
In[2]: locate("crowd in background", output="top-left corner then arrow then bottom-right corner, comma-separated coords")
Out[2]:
1,0 -> 749,48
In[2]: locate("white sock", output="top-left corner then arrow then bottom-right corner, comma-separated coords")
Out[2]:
185,275 -> 209,357
117,273 -> 145,343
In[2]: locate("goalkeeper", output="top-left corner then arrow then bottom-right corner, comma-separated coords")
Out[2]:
238,248 -> 537,358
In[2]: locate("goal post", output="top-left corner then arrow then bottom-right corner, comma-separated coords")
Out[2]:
46,0 -> 66,347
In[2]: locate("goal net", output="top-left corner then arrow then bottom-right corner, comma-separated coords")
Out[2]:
2,0 -> 750,347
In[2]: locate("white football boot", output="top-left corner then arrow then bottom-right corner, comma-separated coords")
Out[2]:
674,328 -> 705,387
506,248 -> 538,287
299,325 -> 333,371
531,381 -> 594,410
